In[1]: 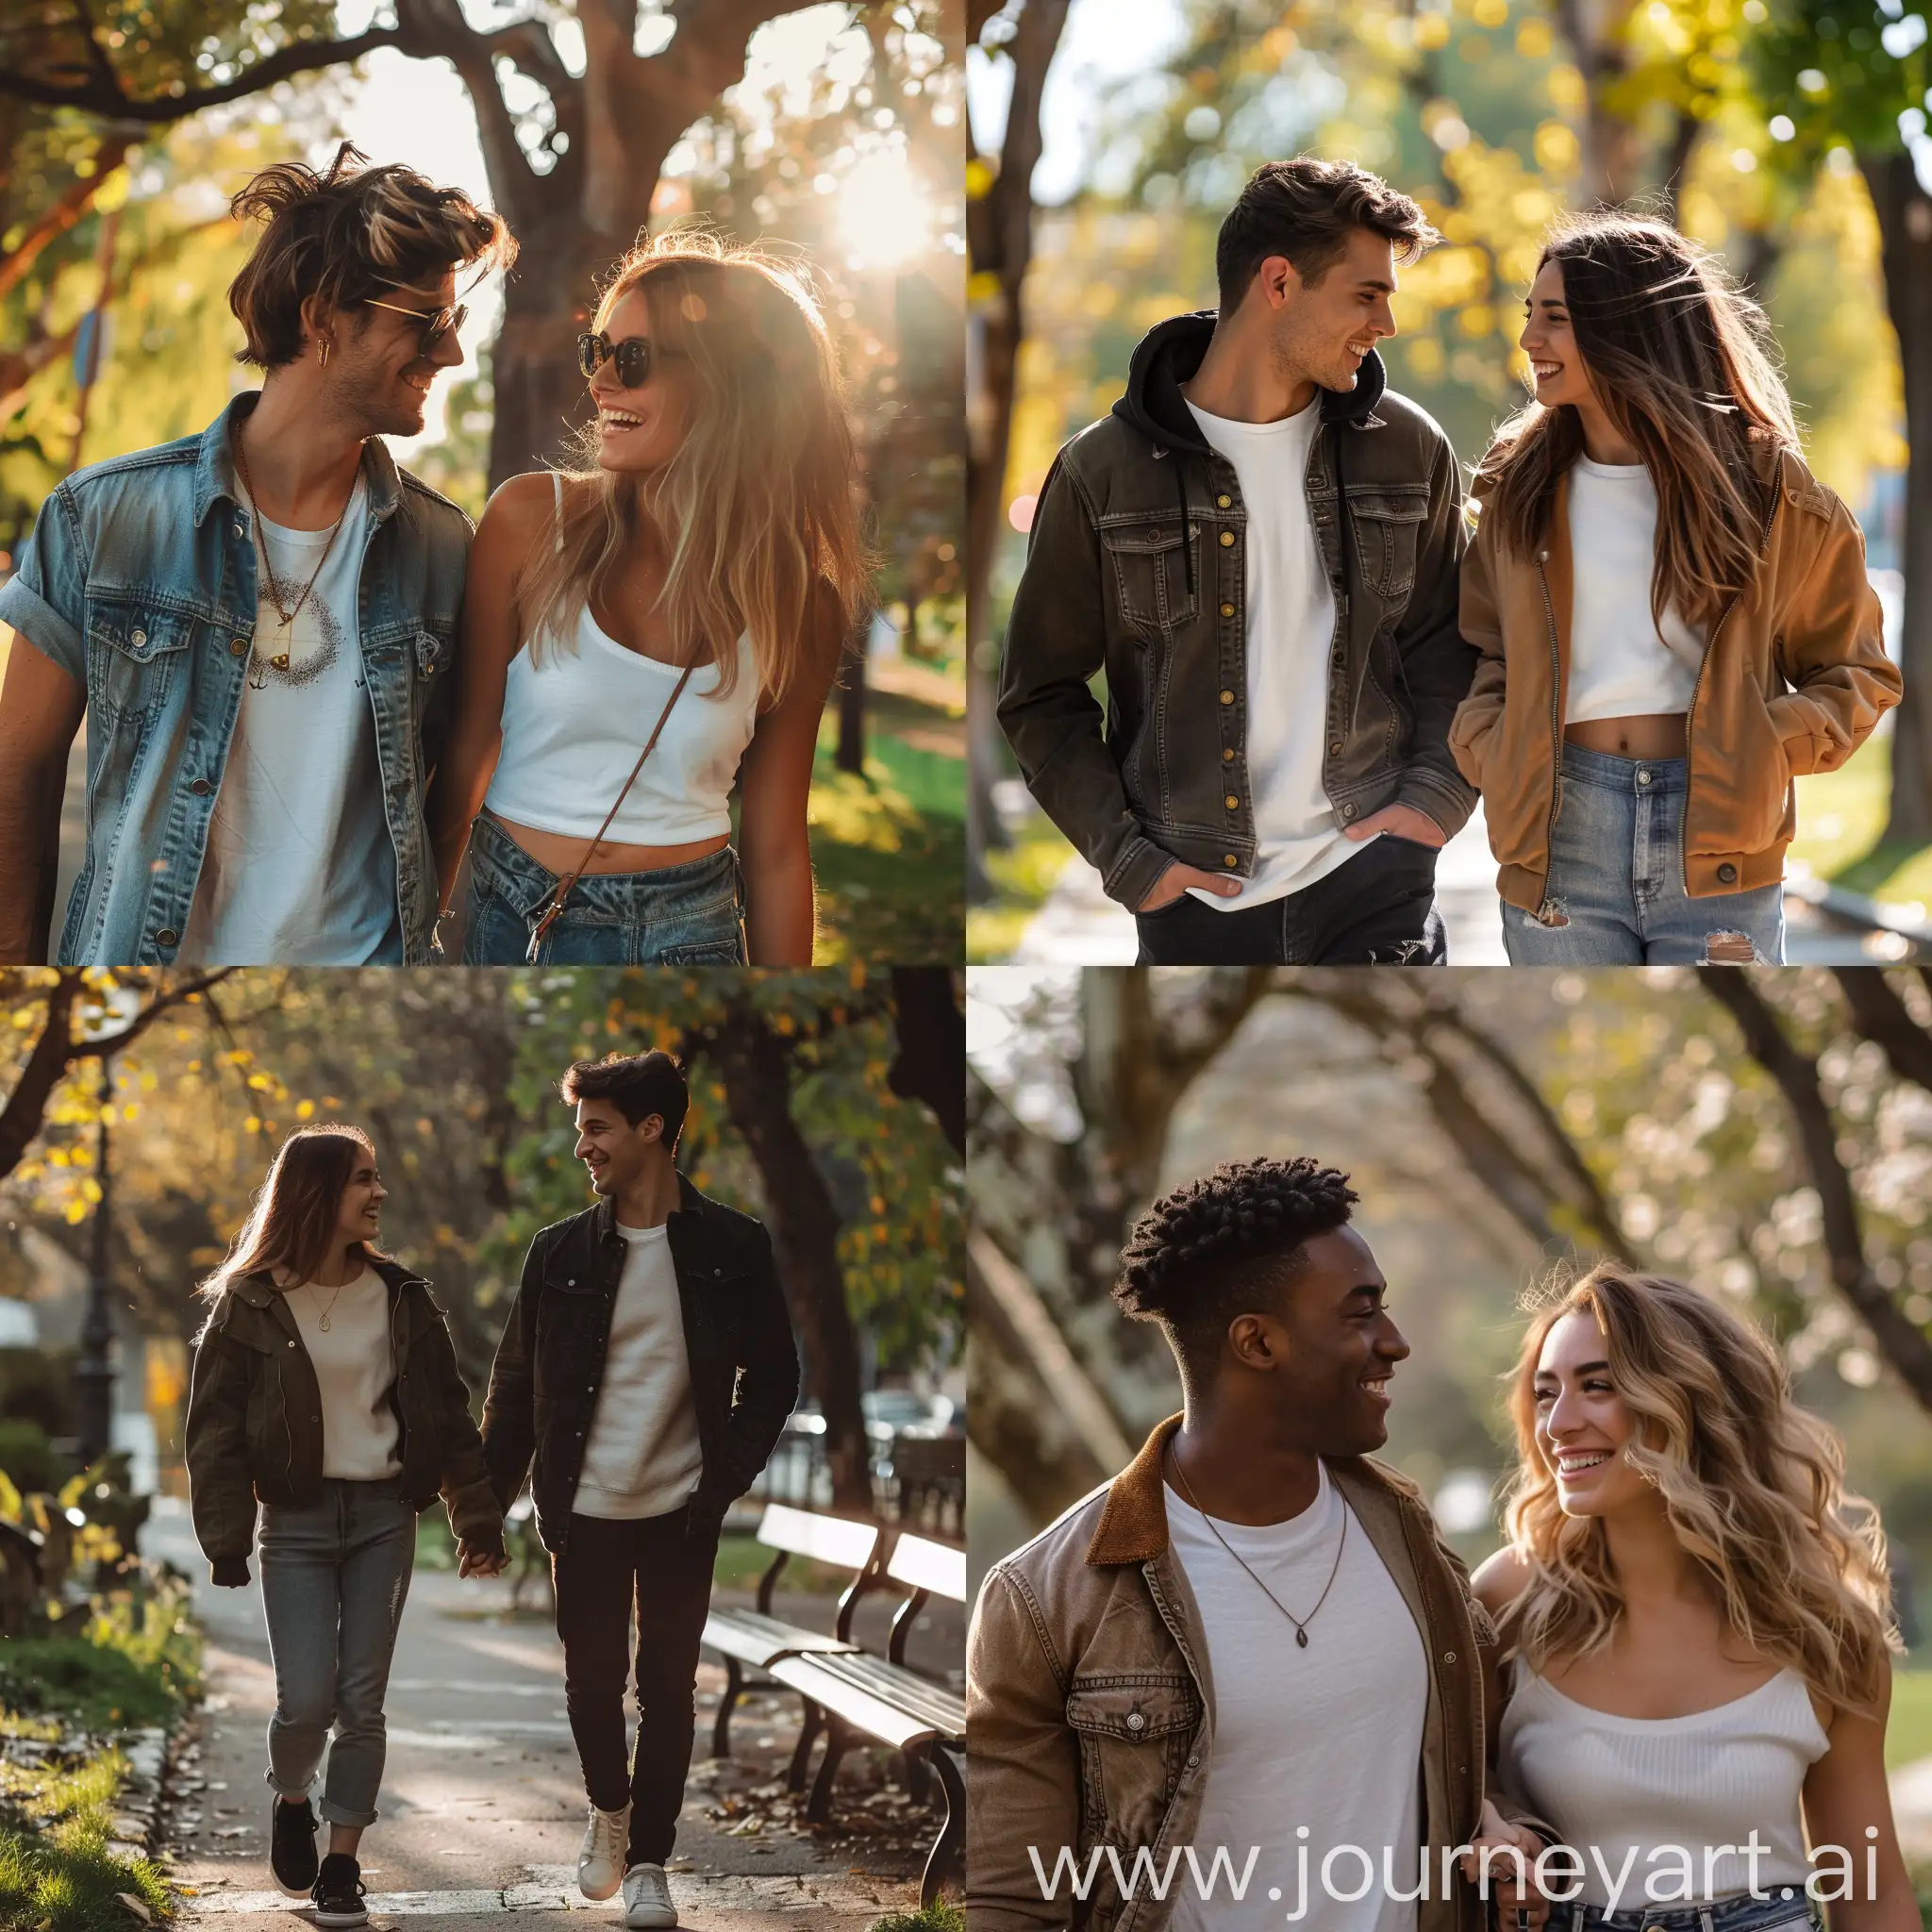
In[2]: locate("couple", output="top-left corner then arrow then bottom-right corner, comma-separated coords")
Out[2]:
966,1157 -> 1917,1932
996,157 -> 1901,966
183,1051 -> 799,1931
0,143 -> 863,969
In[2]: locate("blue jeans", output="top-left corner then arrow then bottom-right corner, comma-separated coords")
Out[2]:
258,1477 -> 416,1829
1554,1890 -> 1823,1930
460,809 -> 747,965
1501,744 -> 1785,964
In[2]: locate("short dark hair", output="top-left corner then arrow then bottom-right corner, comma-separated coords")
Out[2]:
1216,158 -> 1438,314
227,142 -> 515,368
560,1051 -> 690,1145
1113,1157 -> 1359,1374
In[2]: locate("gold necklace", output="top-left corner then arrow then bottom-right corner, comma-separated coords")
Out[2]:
231,432 -> 351,679
304,1275 -> 350,1333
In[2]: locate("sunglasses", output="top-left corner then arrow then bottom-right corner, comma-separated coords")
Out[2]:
365,296 -> 466,358
576,331 -> 658,388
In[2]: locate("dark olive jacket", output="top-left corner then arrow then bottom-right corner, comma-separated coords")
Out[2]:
997,312 -> 1478,909
479,1175 -> 799,1554
184,1257 -> 502,1586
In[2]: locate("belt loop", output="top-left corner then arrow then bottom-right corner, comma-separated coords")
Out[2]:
1698,1911 -> 1714,1932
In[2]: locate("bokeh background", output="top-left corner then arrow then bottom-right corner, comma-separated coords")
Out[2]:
965,0 -> 1932,966
0,2 -> 968,963
967,964 -> 1932,1894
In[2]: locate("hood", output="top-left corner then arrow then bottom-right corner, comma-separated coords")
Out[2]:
1110,308 -> 1388,452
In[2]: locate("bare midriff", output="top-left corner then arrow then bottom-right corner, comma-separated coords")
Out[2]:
491,817 -> 731,877
1564,713 -> 1688,760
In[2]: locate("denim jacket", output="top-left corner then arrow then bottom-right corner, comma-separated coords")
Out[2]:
0,392 -> 469,964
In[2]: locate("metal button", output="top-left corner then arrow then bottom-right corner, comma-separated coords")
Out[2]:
1329,741 -> 1343,756
155,927 -> 178,947
1218,530 -> 1234,547
1215,494 -> 1231,509
234,523 -> 245,539
1224,794 -> 1239,810
230,639 -> 248,657
1718,862 -> 1738,884
1222,748 -> 1235,763
567,1278 -> 575,1286
130,628 -> 147,647
191,779 -> 211,796
1341,804 -> 1357,820
1186,1754 -> 1199,1769
287,1340 -> 295,1349
1637,768 -> 1651,786
1443,1651 -> 1457,1664
1219,690 -> 1235,706
1224,854 -> 1238,867
1125,1711 -> 1145,1732
1219,601 -> 1234,617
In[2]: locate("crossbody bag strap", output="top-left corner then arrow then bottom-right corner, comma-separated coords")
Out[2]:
524,658 -> 698,963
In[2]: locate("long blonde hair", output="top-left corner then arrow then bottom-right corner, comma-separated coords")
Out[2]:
1496,1263 -> 1896,1717
1477,214 -> 1799,637
518,230 -> 869,704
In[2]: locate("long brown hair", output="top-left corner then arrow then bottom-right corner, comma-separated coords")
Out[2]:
1476,214 -> 1799,635
196,1125 -> 388,1309
1495,1262 -> 1896,1717
517,228 -> 870,706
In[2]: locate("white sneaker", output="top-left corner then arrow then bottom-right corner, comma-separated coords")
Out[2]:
576,1802 -> 631,1902
621,1863 -> 677,1928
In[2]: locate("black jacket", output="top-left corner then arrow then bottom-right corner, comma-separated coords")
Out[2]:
997,312 -> 1477,909
184,1257 -> 502,1587
479,1175 -> 799,1552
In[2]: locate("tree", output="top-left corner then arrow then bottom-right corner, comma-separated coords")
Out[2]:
0,0 -> 943,490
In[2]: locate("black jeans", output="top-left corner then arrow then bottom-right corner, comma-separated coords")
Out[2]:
1134,834 -> 1447,965
553,1508 -> 721,1866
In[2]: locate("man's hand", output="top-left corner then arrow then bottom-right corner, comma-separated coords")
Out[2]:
1137,861 -> 1243,913
1343,802 -> 1447,847
458,1539 -> 508,1579
1459,1801 -> 1551,1930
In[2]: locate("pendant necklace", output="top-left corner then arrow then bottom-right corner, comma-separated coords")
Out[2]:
1167,1439 -> 1347,1649
232,435 -> 350,687
305,1276 -> 348,1333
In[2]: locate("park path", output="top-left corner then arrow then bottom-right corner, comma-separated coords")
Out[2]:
144,1500 -> 952,1931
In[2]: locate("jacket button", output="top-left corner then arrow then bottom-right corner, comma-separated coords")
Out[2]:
230,639 -> 248,656
1329,741 -> 1342,756
131,628 -> 147,647
1341,804 -> 1357,820
1443,1651 -> 1457,1664
155,927 -> 178,947
1224,794 -> 1239,811
1223,854 -> 1238,867
191,779 -> 211,796
566,1278 -> 575,1287
1218,530 -> 1235,547
1222,748 -> 1235,762
1220,690 -> 1234,706
1186,1754 -> 1200,1769
1215,494 -> 1231,509
1219,601 -> 1234,617
1125,1711 -> 1145,1731
287,1340 -> 296,1349
1718,862 -> 1738,884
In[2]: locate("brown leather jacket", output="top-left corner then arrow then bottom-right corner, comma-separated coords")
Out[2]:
1450,446 -> 1900,914
966,1417 -> 1519,1932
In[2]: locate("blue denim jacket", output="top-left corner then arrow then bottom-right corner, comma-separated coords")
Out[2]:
0,392 -> 469,965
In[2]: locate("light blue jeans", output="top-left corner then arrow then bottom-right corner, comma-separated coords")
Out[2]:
1501,744 -> 1785,965
258,1476 -> 416,1828
1555,1889 -> 1823,1929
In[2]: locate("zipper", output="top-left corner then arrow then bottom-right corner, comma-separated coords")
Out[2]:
273,1356 -> 294,1491
1533,551 -> 1564,922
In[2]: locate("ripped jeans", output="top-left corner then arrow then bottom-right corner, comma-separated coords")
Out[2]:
1500,744 -> 1785,965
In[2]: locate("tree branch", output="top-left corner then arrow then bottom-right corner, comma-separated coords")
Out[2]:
1834,967 -> 1932,1094
0,132 -> 130,302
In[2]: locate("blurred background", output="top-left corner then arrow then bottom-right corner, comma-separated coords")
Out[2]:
965,0 -> 1932,966
0,1 -> 967,964
967,964 -> 1932,1889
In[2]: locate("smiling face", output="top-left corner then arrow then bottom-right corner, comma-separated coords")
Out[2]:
1532,1307 -> 1657,1518
332,1141 -> 387,1252
320,268 -> 465,438
1520,258 -> 1596,412
1255,225 -> 1399,395
574,1095 -> 664,1201
586,285 -> 693,475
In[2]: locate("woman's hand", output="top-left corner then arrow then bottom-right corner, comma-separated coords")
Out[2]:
457,1538 -> 508,1579
1459,1801 -> 1551,1930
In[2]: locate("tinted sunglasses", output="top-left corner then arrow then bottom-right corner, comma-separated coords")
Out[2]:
365,296 -> 466,358
577,331 -> 657,388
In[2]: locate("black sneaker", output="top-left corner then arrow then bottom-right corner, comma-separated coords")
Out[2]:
310,1853 -> 368,1928
269,1796 -> 318,1895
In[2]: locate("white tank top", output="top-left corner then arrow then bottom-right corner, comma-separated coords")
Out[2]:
484,475 -> 759,844
1499,1658 -> 1828,1907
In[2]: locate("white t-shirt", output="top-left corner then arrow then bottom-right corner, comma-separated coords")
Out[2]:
180,478 -> 401,965
1164,1464 -> 1428,1932
281,1267 -> 402,1482
1183,397 -> 1359,911
1564,457 -> 1707,723
574,1221 -> 706,1520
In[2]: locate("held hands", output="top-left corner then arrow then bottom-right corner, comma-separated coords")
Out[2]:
457,1538 -> 508,1579
1137,862 -> 1243,913
1459,1802 -> 1551,1931
1343,803 -> 1447,848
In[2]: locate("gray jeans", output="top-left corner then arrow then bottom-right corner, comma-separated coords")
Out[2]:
258,1476 -> 416,1828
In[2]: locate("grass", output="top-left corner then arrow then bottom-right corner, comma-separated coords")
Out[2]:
710,1532 -> 852,1597
1788,735 -> 1932,912
867,1903 -> 961,1932
1889,1664 -> 1932,1772
966,809 -> 1077,963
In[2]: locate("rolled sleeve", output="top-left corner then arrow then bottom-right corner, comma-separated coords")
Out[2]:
0,487 -> 87,682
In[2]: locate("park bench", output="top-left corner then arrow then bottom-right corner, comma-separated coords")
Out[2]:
700,1502 -> 882,1759
768,1528 -> 967,1907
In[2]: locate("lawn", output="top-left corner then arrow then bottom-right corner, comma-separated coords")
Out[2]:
966,808 -> 1076,963
1789,735 -> 1932,914
1890,1664 -> 1932,1772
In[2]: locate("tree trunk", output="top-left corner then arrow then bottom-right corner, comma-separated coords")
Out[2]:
837,647 -> 867,776
711,1006 -> 873,1515
1865,153 -> 1932,844
1551,0 -> 1644,207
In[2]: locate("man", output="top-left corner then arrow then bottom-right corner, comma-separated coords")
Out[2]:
481,1051 -> 799,1932
966,1157 -> 1549,1932
997,158 -> 1478,965
0,142 -> 513,965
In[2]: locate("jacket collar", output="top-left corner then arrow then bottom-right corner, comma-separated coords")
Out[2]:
228,1252 -> 421,1309
1111,308 -> 1389,457
192,391 -> 405,531
585,1168 -> 710,1242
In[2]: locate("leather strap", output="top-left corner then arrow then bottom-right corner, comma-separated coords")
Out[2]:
524,659 -> 697,962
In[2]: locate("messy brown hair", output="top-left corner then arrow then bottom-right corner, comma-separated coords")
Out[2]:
1216,157 -> 1440,312
227,141 -> 515,368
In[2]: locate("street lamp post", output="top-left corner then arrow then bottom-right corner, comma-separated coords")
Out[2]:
73,1057 -> 115,1472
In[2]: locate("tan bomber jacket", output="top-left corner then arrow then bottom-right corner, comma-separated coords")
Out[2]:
966,1416 -> 1522,1932
1450,445 -> 1900,917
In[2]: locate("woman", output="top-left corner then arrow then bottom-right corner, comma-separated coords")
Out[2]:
1451,216 -> 1900,964
429,230 -> 868,965
1473,1265 -> 1917,1931
185,1126 -> 505,1928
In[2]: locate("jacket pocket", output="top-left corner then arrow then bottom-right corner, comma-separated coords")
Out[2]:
1346,488 -> 1428,602
84,598 -> 195,725
414,626 -> 453,680
1065,1676 -> 1199,1851
1099,518 -> 1199,641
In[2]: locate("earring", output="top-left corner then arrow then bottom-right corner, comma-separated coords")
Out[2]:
318,335 -> 332,370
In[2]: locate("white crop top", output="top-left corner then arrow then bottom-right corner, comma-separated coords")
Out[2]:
1564,456 -> 1707,724
1498,1659 -> 1828,1907
484,475 -> 759,844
